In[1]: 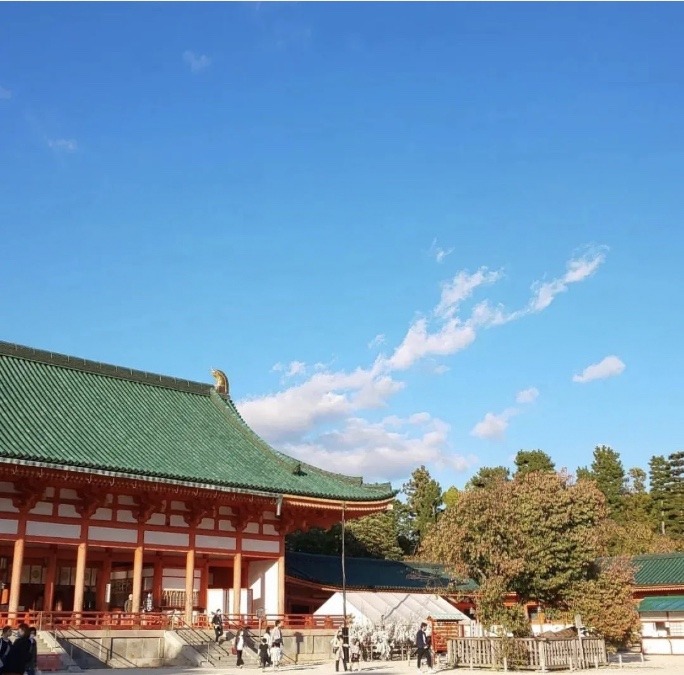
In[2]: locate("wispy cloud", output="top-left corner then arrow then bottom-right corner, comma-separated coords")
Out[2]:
515,387 -> 539,404
48,138 -> 78,153
0,85 -> 12,100
429,238 -> 455,264
272,360 -> 307,379
183,50 -> 212,72
239,246 -> 603,479
527,245 -> 608,312
471,387 -> 539,441
368,334 -> 385,349
573,355 -> 625,384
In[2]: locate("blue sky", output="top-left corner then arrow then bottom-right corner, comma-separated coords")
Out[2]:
2,3 -> 683,491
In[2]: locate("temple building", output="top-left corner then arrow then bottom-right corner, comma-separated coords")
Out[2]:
0,341 -> 395,623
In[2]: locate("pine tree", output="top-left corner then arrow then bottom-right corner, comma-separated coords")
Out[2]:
402,466 -> 443,550
514,449 -> 555,476
588,445 -> 627,517
668,451 -> 684,538
465,466 -> 511,490
650,455 -> 676,536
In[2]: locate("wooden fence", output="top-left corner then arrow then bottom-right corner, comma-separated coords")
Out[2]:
447,637 -> 608,671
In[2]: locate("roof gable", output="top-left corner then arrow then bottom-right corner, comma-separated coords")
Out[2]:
0,342 -> 394,502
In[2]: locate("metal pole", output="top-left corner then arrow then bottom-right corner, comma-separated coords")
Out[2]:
341,502 -> 347,626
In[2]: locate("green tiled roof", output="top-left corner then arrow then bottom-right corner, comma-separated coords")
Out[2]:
632,553 -> 684,587
639,595 -> 684,612
0,342 -> 394,502
286,551 -> 477,592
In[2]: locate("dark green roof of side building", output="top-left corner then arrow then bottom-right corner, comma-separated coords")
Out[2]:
0,341 -> 394,502
286,551 -> 478,592
639,596 -> 684,612
632,553 -> 684,587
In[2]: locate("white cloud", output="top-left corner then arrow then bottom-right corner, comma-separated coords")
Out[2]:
285,361 -> 306,378
183,50 -> 212,72
281,413 -> 476,481
429,238 -> 454,264
516,387 -> 539,404
573,355 -> 625,384
48,138 -> 78,152
472,388 -> 538,440
0,86 -> 12,100
239,246 -> 605,478
528,246 -> 607,313
471,408 -> 518,440
368,334 -> 385,349
435,268 -> 502,319
239,364 -> 404,443
386,318 -> 476,371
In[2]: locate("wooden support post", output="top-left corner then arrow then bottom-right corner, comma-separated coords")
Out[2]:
278,553 -> 285,616
153,554 -> 163,609
185,547 -> 195,624
131,544 -> 144,613
44,548 -> 57,612
232,552 -> 242,616
8,535 -> 25,617
73,541 -> 87,613
97,556 -> 112,611
200,558 -> 209,612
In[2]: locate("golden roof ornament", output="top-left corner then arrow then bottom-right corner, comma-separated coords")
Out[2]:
211,368 -> 229,396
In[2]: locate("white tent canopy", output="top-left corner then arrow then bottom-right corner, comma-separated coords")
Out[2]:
314,591 -> 470,626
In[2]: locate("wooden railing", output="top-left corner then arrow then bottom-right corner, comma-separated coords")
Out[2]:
447,637 -> 608,671
0,610 -> 346,632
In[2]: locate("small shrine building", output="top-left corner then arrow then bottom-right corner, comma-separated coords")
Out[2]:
0,341 -> 394,623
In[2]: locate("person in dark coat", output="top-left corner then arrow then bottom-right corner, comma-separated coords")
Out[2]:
26,628 -> 37,675
2,623 -> 32,675
0,625 -> 13,666
211,609 -> 224,643
415,622 -> 434,672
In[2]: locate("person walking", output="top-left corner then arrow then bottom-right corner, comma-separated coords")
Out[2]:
331,630 -> 346,672
211,609 -> 224,643
259,636 -> 270,671
270,620 -> 283,669
1,623 -> 32,675
263,627 -> 273,666
25,628 -> 37,675
349,638 -> 361,672
234,627 -> 245,668
415,622 -> 434,673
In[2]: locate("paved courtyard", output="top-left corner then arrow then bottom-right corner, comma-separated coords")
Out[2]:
75,654 -> 683,675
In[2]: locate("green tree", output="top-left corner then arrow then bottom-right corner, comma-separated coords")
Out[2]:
346,510 -> 405,560
649,455 -> 672,535
422,471 -> 609,632
627,467 -> 647,494
564,558 -> 641,650
402,466 -> 443,549
587,445 -> 627,517
443,486 -> 460,510
465,466 -> 510,490
599,519 -> 682,556
669,451 -> 684,538
514,449 -> 555,476
649,453 -> 684,539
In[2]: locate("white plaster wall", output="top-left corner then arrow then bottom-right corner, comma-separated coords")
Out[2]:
248,559 -> 279,616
